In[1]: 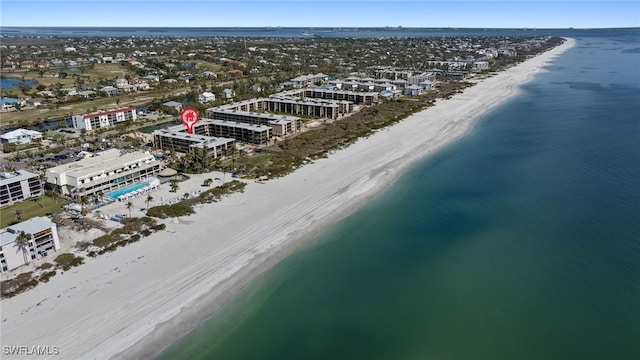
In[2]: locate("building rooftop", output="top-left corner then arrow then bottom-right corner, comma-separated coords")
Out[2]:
46,149 -> 155,179
0,128 -> 42,140
0,217 -> 54,247
0,170 -> 39,186
202,119 -> 272,131
155,125 -> 237,146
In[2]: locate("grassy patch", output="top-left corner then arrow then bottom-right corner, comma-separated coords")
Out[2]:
0,195 -> 69,228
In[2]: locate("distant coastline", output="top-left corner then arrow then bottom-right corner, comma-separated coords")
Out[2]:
1,26 -> 634,39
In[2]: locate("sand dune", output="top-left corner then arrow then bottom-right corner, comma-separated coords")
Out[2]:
0,38 -> 575,360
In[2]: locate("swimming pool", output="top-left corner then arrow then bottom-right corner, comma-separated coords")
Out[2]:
106,182 -> 148,199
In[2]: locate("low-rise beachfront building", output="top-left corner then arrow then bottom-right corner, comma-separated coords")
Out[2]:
330,79 -> 397,93
0,170 -> 44,208
206,107 -> 302,136
0,217 -> 60,272
45,149 -> 161,199
472,61 -> 490,71
283,88 -> 379,106
71,107 -> 138,131
0,128 -> 43,145
404,85 -> 423,96
200,119 -> 272,145
153,124 -> 236,157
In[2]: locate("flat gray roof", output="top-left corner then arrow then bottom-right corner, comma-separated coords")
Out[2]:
154,126 -> 237,146
0,217 -> 54,247
47,149 -> 156,179
0,170 -> 39,186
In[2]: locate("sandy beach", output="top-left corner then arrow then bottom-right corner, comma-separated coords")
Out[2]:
0,38 -> 575,359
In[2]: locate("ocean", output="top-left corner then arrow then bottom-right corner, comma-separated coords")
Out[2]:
152,30 -> 640,359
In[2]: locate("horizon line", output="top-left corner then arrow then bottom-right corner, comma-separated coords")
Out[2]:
1,26 -> 638,30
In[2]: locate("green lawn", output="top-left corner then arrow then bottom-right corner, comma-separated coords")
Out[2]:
0,196 -> 69,228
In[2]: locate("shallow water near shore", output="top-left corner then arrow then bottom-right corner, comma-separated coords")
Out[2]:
158,31 -> 640,359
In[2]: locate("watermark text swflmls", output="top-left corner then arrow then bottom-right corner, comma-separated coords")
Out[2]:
3,346 -> 60,356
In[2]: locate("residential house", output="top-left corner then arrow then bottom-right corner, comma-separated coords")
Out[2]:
26,98 -> 47,107
222,88 -> 236,100
0,97 -> 23,111
199,92 -> 216,103
162,101 -> 183,112
100,86 -> 124,97
0,129 -> 43,145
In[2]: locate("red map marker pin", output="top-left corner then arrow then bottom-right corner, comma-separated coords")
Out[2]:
180,107 -> 200,134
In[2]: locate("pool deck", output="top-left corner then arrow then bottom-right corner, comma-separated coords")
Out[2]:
90,171 -> 242,230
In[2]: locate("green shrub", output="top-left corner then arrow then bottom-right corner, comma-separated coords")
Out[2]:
37,262 -> 54,270
147,203 -> 194,218
54,253 -> 84,271
1,272 -> 39,298
93,234 -> 119,248
38,270 -> 57,283
151,223 -> 166,231
140,229 -> 152,237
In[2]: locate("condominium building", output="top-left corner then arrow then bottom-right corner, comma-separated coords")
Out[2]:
287,73 -> 329,88
0,170 -> 44,208
153,124 -> 236,156
200,119 -> 272,145
71,106 -> 138,131
45,149 -> 161,198
206,107 -> 302,136
0,217 -> 60,272
286,88 -> 379,105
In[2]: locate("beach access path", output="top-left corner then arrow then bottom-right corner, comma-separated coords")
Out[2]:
0,38 -> 575,360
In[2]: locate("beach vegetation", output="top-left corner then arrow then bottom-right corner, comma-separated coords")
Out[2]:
0,272 -> 39,299
54,253 -> 84,271
36,262 -> 54,270
146,203 -> 195,218
38,270 -> 57,283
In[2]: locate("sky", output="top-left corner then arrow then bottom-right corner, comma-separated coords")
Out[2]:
1,1 -> 638,29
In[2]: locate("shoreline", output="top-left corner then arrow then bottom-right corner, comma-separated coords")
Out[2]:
0,38 -> 576,360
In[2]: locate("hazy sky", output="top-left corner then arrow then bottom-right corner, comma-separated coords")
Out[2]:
1,1 -> 638,28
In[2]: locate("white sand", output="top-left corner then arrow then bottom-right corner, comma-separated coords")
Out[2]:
0,39 -> 575,360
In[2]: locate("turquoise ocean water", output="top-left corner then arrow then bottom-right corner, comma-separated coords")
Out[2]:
158,30 -> 640,359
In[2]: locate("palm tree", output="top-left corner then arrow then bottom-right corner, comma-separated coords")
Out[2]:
80,195 -> 89,215
126,201 -> 133,218
14,231 -> 33,265
203,178 -> 213,187
14,209 -> 22,222
146,195 -> 154,209
170,179 -> 179,193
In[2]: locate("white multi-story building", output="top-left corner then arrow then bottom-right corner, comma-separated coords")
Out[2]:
72,107 -> 137,131
0,170 -> 44,208
45,149 -> 161,198
0,217 -> 60,272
